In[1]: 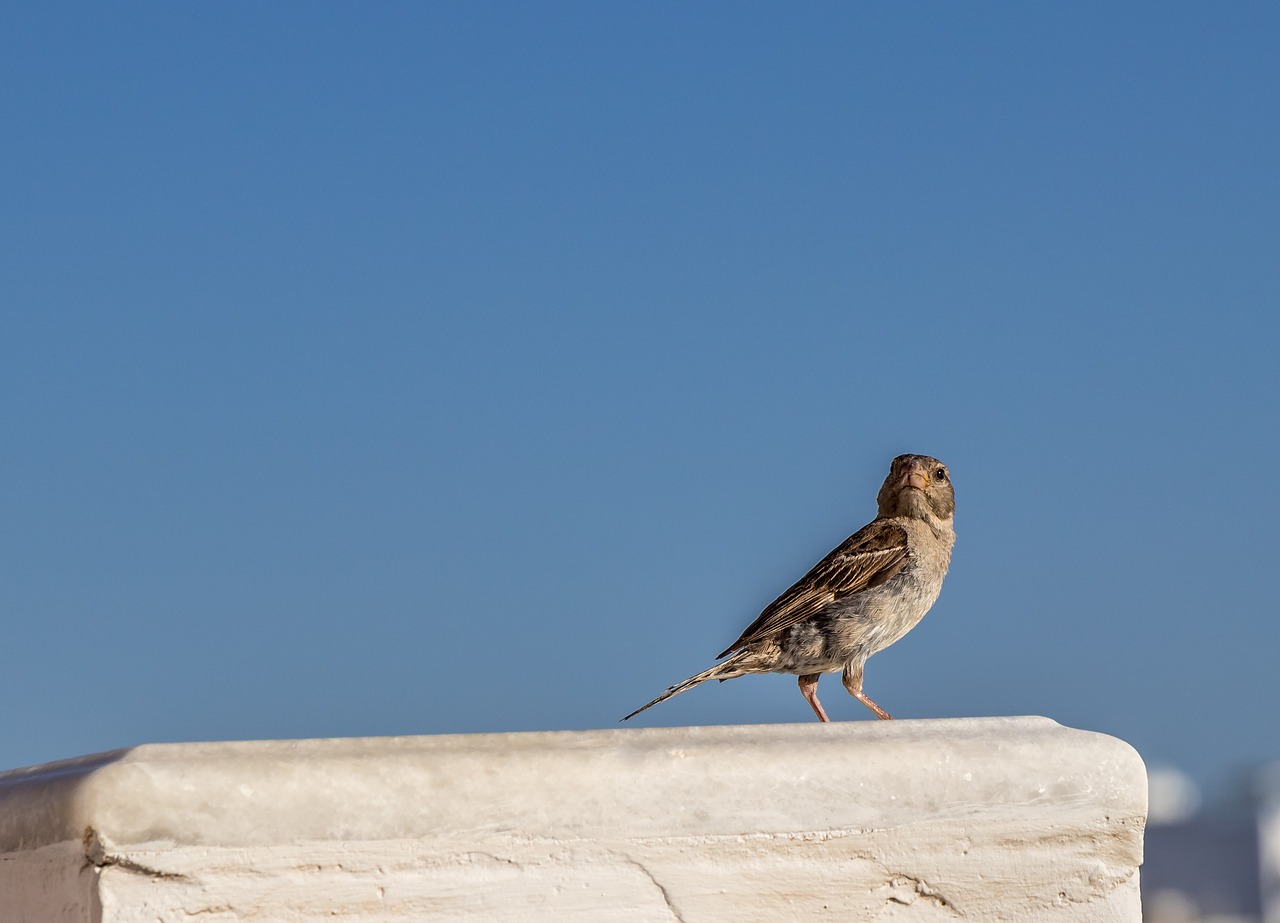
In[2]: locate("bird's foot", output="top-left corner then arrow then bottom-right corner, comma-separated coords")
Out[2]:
842,674 -> 893,720
798,674 -> 830,722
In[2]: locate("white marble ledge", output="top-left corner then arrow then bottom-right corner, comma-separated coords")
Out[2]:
0,718 -> 1148,923
0,716 -> 1144,850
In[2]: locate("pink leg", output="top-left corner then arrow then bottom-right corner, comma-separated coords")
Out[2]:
842,663 -> 892,720
798,674 -> 830,722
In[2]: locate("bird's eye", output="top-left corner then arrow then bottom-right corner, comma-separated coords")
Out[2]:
935,467 -> 947,481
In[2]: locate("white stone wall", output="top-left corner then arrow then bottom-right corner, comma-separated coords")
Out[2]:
0,717 -> 1146,922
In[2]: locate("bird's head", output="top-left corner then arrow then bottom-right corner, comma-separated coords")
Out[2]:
877,454 -> 955,525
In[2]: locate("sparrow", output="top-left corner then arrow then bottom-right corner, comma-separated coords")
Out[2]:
623,454 -> 955,723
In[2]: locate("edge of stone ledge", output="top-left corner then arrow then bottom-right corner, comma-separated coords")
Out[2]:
0,716 -> 1147,854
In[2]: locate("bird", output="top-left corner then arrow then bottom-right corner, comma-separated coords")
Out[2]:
623,454 -> 955,723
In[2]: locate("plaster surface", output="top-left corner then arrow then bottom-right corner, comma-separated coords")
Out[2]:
0,717 -> 1146,922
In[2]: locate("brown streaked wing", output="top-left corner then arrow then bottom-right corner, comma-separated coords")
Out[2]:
717,519 -> 909,657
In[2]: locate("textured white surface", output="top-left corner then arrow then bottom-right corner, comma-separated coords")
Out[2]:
0,717 -> 1146,922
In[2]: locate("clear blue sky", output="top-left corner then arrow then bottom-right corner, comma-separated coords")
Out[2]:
3,3 -> 1277,797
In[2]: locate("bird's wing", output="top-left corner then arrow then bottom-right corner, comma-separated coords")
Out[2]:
718,519 -> 910,657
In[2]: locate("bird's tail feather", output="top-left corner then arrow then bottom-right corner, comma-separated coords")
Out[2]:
621,654 -> 748,721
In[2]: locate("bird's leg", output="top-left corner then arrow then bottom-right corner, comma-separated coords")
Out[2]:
798,673 -> 829,722
842,663 -> 892,720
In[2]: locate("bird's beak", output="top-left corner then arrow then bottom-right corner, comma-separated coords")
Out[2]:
900,462 -> 929,491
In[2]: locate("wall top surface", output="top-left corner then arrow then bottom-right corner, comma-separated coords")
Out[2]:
0,716 -> 1146,853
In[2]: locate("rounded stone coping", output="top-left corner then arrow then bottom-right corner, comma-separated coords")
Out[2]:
0,716 -> 1146,852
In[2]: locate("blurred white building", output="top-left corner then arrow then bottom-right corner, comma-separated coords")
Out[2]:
1141,764 -> 1278,923
1258,765 -> 1280,923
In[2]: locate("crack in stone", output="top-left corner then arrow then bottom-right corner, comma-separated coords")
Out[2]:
82,826 -> 190,882
622,856 -> 688,923
93,852 -> 191,881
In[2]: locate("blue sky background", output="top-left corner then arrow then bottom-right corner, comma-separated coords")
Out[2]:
3,3 -> 1277,798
